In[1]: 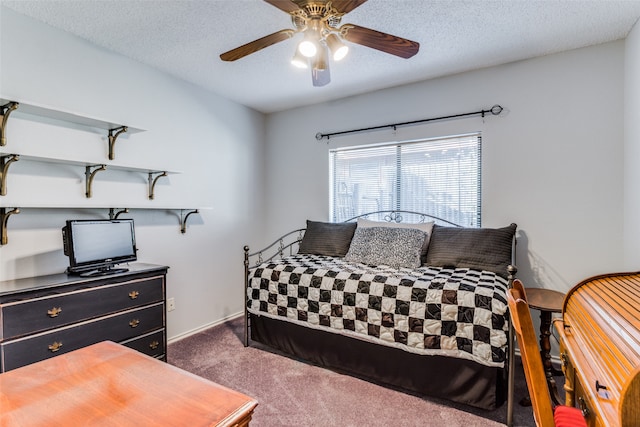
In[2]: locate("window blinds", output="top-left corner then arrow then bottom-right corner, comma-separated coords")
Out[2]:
330,133 -> 481,227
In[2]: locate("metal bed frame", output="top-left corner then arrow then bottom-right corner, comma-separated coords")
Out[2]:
242,210 -> 517,426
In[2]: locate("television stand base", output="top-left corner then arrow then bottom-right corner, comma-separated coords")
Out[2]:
77,268 -> 129,278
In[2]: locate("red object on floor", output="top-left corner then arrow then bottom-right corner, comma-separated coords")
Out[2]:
554,405 -> 588,427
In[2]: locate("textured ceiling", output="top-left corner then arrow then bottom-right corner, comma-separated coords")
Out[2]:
3,0 -> 640,113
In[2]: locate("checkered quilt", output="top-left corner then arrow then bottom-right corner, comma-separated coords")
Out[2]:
247,254 -> 509,367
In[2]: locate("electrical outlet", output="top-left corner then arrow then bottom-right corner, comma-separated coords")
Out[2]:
167,297 -> 175,312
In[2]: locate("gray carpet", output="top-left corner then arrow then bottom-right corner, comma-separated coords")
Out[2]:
167,317 -> 540,426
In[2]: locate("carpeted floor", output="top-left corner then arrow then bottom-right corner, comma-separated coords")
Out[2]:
168,317 -> 542,427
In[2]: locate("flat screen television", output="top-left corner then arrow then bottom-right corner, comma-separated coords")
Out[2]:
62,219 -> 137,276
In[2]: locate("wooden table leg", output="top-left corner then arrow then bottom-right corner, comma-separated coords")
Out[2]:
538,309 -> 562,405
519,307 -> 563,407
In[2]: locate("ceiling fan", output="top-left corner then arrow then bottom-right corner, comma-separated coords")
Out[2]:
219,0 -> 420,87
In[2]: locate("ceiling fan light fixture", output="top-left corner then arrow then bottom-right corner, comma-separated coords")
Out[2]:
291,50 -> 309,69
298,40 -> 317,58
298,30 -> 318,58
326,33 -> 348,61
312,44 -> 329,71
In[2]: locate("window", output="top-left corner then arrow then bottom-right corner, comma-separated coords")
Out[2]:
330,133 -> 481,227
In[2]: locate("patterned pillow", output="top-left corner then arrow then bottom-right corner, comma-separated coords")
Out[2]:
357,218 -> 434,264
345,227 -> 427,269
298,220 -> 357,257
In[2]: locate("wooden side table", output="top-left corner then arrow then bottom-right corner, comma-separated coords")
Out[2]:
521,287 -> 565,406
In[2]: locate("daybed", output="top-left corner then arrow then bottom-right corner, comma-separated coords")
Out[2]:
243,211 -> 517,412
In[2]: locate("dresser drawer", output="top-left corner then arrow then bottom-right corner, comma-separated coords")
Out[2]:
0,276 -> 164,340
573,378 -> 598,427
121,329 -> 166,359
0,303 -> 164,371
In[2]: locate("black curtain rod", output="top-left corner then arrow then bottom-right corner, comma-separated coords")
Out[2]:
315,104 -> 504,141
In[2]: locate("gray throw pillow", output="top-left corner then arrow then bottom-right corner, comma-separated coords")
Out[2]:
425,223 -> 517,278
345,226 -> 427,269
298,220 -> 357,257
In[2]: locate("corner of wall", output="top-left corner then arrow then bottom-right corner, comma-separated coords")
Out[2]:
623,20 -> 640,269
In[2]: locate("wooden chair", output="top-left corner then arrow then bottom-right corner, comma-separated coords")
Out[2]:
508,279 -> 587,427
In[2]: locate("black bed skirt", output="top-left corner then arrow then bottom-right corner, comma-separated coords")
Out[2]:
249,313 -> 506,410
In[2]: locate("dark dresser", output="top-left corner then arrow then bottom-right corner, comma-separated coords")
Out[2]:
0,263 -> 168,372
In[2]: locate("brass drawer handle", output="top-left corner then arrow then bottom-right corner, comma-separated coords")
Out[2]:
47,307 -> 62,318
129,291 -> 139,300
129,319 -> 140,328
578,397 -> 590,418
48,341 -> 63,352
149,340 -> 159,350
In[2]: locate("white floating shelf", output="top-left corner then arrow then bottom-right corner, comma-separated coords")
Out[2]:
0,97 -> 145,134
0,151 -> 180,175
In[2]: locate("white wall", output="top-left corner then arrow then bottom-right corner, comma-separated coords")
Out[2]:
624,20 -> 640,268
0,7 -> 265,340
265,42 -> 626,291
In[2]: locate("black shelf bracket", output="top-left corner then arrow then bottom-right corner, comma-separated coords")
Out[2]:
108,126 -> 128,160
1,207 -> 20,245
180,209 -> 199,234
85,164 -> 107,198
1,154 -> 20,196
109,208 -> 130,219
148,171 -> 168,200
0,101 -> 19,147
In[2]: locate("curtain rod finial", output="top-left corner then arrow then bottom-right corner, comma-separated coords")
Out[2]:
316,132 -> 328,142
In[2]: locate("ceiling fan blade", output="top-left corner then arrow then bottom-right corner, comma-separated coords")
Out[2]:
220,29 -> 295,61
330,0 -> 368,14
263,0 -> 300,14
312,66 -> 330,87
340,24 -> 419,59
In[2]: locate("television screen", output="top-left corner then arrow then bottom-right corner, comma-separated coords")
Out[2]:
62,219 -> 137,276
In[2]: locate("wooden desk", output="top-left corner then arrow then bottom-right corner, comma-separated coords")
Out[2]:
0,341 -> 258,426
554,272 -> 640,426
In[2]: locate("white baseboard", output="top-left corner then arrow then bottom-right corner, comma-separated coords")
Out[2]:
167,311 -> 244,344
